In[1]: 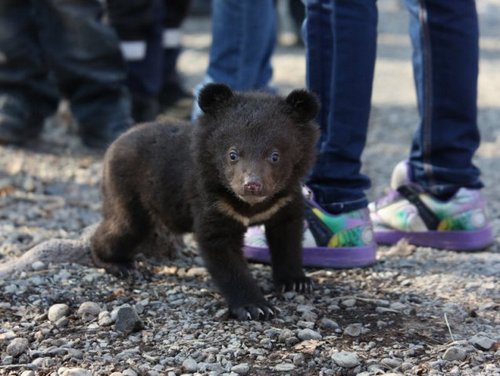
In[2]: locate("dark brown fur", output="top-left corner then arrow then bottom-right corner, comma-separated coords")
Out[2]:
91,84 -> 319,320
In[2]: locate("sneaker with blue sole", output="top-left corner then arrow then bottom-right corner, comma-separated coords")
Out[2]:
369,161 -> 494,251
243,189 -> 377,268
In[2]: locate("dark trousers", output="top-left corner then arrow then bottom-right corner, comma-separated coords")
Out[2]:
0,0 -> 131,137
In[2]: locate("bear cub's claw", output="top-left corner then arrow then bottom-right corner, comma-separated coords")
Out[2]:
276,276 -> 314,294
91,252 -> 137,279
229,301 -> 277,321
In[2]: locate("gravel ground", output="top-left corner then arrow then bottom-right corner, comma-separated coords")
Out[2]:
1,2 -> 499,375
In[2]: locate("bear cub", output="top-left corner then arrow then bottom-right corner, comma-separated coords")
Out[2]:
91,84 -> 320,320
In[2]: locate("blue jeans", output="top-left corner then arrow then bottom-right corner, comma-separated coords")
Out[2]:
305,0 -> 483,213
207,0 -> 276,91
191,0 -> 277,119
0,0 -> 131,137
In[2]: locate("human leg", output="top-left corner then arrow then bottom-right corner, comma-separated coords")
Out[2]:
305,0 -> 377,214
191,0 -> 277,119
158,0 -> 192,114
0,0 -> 58,144
370,0 -> 493,250
36,0 -> 133,149
406,0 -> 482,196
244,0 -> 379,268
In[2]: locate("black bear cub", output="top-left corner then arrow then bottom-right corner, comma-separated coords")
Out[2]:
91,84 -> 319,320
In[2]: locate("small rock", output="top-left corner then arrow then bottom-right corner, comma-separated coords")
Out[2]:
48,303 -> 70,322
122,369 -> 138,376
341,299 -> 356,308
231,363 -> 250,374
389,302 -> 407,311
115,305 -> 144,334
278,329 -> 295,342
381,357 -> 402,369
344,323 -> 363,337
77,301 -> 101,322
55,317 -> 69,328
274,363 -> 295,372
297,328 -> 322,341
58,368 -> 92,376
320,318 -> 340,330
443,346 -> 467,362
296,304 -> 315,313
31,261 -> 46,271
182,357 -> 198,372
332,351 -> 360,368
0,330 -> 16,343
470,335 -> 495,351
292,353 -> 305,365
98,311 -> 114,326
6,337 -> 29,357
20,371 -> 35,376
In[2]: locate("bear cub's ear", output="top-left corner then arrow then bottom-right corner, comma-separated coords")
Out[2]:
198,83 -> 234,115
285,89 -> 320,123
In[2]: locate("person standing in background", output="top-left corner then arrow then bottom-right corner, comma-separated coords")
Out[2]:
107,0 -> 192,122
0,0 -> 132,151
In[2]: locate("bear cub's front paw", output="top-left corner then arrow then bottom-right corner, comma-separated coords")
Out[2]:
229,300 -> 278,321
275,276 -> 314,294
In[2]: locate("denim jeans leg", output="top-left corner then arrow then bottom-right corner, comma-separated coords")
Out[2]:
405,0 -> 483,197
0,0 -> 58,129
207,0 -> 276,91
305,0 -> 377,214
35,0 -> 132,142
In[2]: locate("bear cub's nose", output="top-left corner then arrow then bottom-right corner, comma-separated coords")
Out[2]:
243,181 -> 263,195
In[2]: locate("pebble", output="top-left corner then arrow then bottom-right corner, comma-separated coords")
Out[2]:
114,305 -> 144,334
122,369 -> 138,376
332,351 -> 360,368
274,363 -> 295,371
98,311 -> 114,326
6,337 -> 29,357
344,323 -> 363,337
297,328 -> 322,341
58,368 -> 92,376
231,363 -> 250,374
31,261 -> 46,271
319,318 -> 340,330
182,357 -> 198,372
77,301 -> 101,321
48,303 -> 70,322
443,346 -> 467,361
470,335 -> 495,351
381,357 -> 402,369
341,299 -> 357,308
389,302 -> 407,311
20,371 -> 35,376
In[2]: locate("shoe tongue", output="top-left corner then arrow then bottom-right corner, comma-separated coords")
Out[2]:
390,161 -> 411,189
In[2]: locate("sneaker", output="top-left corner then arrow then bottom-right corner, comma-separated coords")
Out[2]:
369,161 -> 494,251
243,191 -> 377,268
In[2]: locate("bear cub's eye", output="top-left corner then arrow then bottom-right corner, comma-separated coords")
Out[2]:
269,151 -> 280,163
228,149 -> 239,162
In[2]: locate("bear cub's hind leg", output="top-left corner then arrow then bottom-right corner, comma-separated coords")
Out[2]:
91,196 -> 152,277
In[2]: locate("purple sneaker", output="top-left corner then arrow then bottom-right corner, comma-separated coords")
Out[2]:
243,191 -> 377,268
369,161 -> 494,251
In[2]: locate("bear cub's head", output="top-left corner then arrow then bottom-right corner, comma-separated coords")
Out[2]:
195,83 -> 320,206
